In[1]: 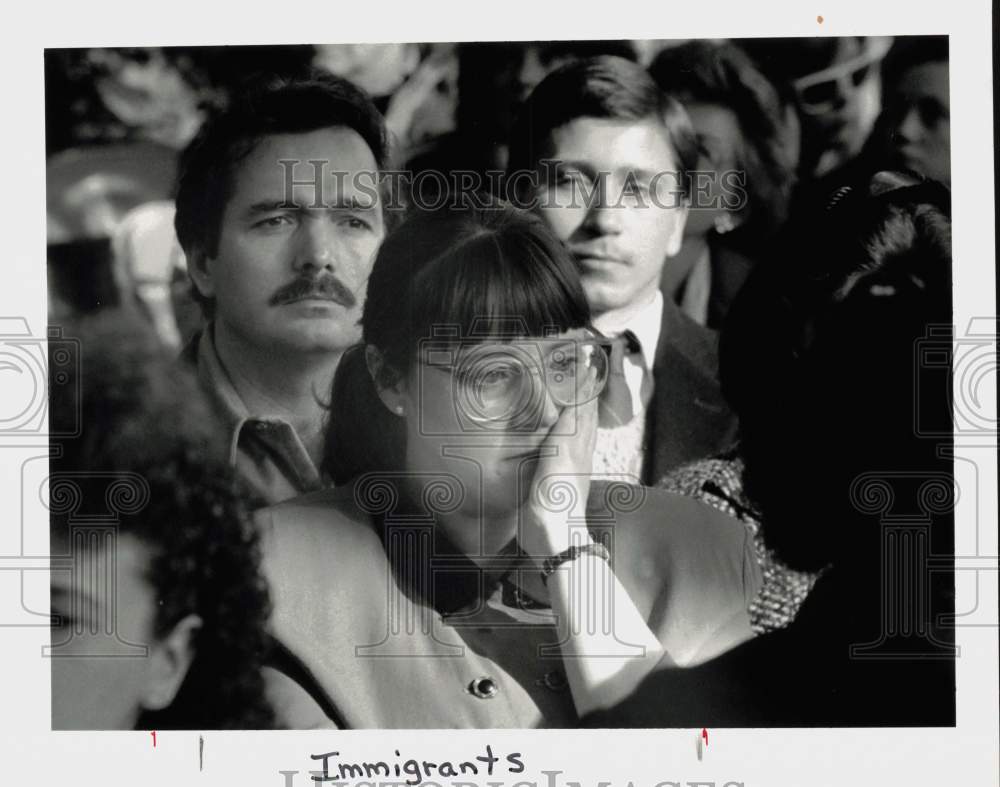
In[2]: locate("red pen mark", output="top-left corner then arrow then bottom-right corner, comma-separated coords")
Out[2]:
150,730 -> 157,748
696,728 -> 707,761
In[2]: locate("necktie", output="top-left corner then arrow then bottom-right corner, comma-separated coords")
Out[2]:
599,330 -> 642,428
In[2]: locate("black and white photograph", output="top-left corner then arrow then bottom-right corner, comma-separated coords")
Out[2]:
1,2 -> 996,785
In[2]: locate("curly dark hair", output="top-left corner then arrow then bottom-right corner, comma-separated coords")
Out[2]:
50,310 -> 274,729
719,171 -> 952,572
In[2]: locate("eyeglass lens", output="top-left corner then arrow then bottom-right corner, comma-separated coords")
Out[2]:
456,341 -> 607,423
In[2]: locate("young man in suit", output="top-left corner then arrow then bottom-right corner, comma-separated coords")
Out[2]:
174,74 -> 389,505
507,56 -> 738,484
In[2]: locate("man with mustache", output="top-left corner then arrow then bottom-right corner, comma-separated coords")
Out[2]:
508,56 -> 738,483
175,74 -> 388,505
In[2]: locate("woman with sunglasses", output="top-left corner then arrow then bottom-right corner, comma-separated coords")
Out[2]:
256,197 -> 762,729
740,36 -> 892,183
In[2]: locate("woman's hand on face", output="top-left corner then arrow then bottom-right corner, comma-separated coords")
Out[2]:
523,379 -> 599,564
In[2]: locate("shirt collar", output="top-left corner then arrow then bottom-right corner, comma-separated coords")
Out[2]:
195,324 -> 252,466
633,290 -> 664,368
601,290 -> 663,371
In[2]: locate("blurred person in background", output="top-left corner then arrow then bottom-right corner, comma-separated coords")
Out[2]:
508,56 -> 737,483
649,40 -> 798,329
660,170 -> 955,636
46,139 -> 180,317
871,36 -> 950,185
312,43 -> 421,102
312,42 -> 459,160
111,200 -> 196,350
636,173 -> 955,722
174,73 -> 389,506
44,46 -> 312,334
739,36 -> 891,204
50,312 -> 272,730
406,41 -> 639,190
43,48 -> 213,156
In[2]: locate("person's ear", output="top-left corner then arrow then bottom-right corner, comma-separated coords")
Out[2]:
186,246 -> 216,300
140,613 -> 201,712
664,202 -> 689,257
365,345 -> 408,417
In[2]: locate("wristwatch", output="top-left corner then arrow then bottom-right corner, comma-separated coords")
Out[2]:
540,542 -> 611,585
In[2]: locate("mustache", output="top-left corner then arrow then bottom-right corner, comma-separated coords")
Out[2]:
268,274 -> 358,308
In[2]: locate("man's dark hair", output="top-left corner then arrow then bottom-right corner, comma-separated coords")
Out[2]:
506,55 -> 699,197
174,71 -> 389,315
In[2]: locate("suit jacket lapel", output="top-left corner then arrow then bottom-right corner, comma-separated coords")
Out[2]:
643,297 -> 738,484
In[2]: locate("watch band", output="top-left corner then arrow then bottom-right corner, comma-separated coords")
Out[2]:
540,542 -> 611,585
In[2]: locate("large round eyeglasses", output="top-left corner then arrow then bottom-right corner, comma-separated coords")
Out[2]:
421,337 -> 610,428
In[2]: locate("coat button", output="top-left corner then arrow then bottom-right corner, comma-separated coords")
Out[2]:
468,676 -> 499,699
538,669 -> 568,692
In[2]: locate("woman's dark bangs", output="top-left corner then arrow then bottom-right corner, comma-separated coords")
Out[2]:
410,229 -> 589,346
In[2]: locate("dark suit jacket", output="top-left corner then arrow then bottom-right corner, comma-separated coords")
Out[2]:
257,481 -> 762,729
643,297 -> 738,485
707,239 -> 757,331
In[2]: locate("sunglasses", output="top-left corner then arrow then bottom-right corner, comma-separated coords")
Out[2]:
792,39 -> 891,115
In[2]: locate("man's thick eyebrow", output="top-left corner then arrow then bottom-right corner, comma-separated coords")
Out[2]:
547,161 -> 664,182
550,158 -> 598,176
246,197 -> 378,212
623,167 -> 661,183
326,195 -> 379,211
246,200 -> 296,214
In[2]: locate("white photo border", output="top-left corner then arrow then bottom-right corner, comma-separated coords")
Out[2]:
1,1 -> 996,785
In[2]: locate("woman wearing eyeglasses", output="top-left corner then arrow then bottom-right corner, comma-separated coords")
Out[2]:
255,198 -> 762,729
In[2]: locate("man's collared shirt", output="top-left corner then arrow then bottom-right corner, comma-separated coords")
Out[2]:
621,289 -> 664,410
192,326 -> 322,507
592,291 -> 664,481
